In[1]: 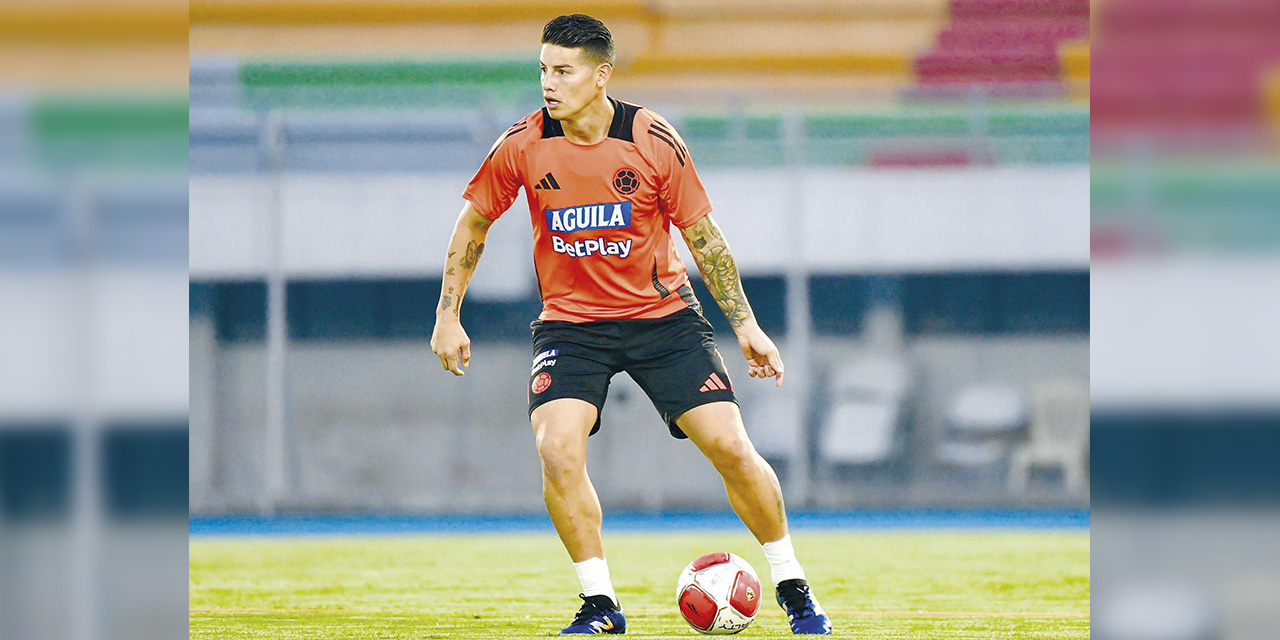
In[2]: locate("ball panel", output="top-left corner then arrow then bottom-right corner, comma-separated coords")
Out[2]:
678,584 -> 719,632
689,552 -> 731,572
711,606 -> 752,635
728,570 -> 762,617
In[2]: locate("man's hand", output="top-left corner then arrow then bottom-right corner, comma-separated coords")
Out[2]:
735,321 -> 784,387
431,317 -> 472,376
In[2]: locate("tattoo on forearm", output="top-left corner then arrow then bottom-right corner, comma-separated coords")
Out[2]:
689,223 -> 752,328
439,285 -> 461,316
460,241 -> 485,270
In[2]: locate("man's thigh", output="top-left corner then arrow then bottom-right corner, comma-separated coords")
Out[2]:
625,310 -> 737,439
529,321 -> 620,436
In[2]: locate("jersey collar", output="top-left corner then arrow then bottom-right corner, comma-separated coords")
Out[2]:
541,97 -> 640,143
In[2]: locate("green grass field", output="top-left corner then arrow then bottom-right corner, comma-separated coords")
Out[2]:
190,530 -> 1088,639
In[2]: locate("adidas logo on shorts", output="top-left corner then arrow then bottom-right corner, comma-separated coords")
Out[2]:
699,373 -> 729,393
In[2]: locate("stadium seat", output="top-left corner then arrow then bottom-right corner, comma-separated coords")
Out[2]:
817,353 -> 910,469
1091,0 -> 1280,143
1059,38 -> 1089,83
933,384 -> 1025,468
914,0 -> 1088,85
1006,379 -> 1088,495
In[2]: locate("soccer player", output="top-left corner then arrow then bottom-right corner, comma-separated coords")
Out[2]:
430,14 -> 832,636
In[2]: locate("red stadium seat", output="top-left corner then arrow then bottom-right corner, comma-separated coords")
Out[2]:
915,0 -> 1089,85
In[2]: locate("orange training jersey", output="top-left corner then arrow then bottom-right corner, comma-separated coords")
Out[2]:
462,97 -> 713,322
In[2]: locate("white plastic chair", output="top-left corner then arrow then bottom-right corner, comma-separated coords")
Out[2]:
935,385 -> 1027,467
818,353 -> 909,467
1006,379 -> 1089,494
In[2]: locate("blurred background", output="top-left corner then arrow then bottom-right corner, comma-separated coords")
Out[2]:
1089,0 -> 1280,638
186,0 -> 1091,518
1,2 -> 187,640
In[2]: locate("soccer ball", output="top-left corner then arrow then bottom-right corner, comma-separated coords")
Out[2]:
676,552 -> 763,634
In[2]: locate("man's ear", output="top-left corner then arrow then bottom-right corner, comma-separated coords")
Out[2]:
596,63 -> 612,88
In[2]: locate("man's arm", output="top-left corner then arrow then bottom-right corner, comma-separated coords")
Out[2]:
680,214 -> 785,387
430,202 -> 494,376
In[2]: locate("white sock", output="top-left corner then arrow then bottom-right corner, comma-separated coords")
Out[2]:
573,557 -> 618,607
762,534 -> 807,586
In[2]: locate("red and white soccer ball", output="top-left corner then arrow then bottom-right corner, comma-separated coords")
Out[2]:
676,552 -> 763,635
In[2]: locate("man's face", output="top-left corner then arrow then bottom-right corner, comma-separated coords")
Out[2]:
540,44 -> 607,120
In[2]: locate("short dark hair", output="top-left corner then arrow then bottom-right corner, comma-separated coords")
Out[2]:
541,14 -> 615,65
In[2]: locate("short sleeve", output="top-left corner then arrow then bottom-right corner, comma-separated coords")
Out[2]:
462,128 -> 524,220
651,118 -> 713,228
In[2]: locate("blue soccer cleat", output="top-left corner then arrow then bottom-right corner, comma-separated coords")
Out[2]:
560,594 -> 626,635
775,579 -> 832,635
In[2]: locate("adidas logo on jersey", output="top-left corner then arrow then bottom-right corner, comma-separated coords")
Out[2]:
534,173 -> 561,190
545,201 -> 632,233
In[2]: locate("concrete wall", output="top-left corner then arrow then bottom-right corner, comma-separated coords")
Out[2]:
189,166 -> 1090,282
189,330 -> 1088,514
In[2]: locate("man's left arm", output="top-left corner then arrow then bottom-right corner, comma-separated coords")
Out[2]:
680,214 -> 785,387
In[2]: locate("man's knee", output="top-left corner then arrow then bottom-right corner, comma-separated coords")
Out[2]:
531,400 -> 596,476
678,403 -> 760,473
534,426 -> 584,470
704,429 -> 758,474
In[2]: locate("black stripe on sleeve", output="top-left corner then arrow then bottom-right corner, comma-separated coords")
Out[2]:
546,173 -> 560,189
647,128 -> 687,166
649,120 -> 689,157
485,124 -> 528,162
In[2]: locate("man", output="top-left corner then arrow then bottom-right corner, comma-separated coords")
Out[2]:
430,14 -> 832,636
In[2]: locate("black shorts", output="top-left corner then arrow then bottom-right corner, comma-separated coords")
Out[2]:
528,302 -> 737,439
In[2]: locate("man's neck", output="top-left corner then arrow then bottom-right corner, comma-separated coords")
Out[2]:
558,94 -> 614,145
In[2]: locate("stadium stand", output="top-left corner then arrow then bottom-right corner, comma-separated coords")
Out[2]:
188,62 -> 1091,171
189,0 -> 945,89
914,0 -> 1089,85
0,2 -> 186,88
1091,0 -> 1280,143
187,0 -> 1091,169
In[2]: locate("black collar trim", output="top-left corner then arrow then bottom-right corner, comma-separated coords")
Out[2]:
606,97 -> 641,143
541,97 -> 643,142
540,107 -> 564,138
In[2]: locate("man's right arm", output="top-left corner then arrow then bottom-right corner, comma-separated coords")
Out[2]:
430,201 -> 495,376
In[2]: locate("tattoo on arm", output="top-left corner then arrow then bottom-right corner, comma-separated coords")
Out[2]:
686,219 -> 753,328
460,241 -> 485,270
439,208 -> 491,319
